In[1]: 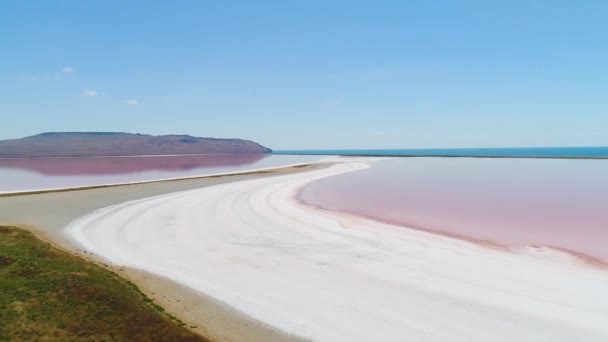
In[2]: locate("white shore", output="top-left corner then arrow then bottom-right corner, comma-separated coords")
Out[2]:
66,157 -> 608,341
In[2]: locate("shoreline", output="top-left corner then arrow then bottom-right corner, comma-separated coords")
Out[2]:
5,224 -> 309,342
294,196 -> 608,268
64,157 -> 608,341
281,153 -> 608,159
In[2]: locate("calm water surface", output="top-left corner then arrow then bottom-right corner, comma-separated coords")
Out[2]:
277,146 -> 608,157
300,158 -> 608,261
0,154 -> 321,193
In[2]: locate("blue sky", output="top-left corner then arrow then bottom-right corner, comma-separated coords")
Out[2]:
1,1 -> 607,149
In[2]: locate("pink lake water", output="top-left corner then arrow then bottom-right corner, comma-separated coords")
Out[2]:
300,157 -> 608,262
0,154 -> 321,193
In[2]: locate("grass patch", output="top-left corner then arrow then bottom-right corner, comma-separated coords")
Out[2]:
0,226 -> 207,341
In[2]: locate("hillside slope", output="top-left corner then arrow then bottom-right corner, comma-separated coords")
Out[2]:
0,132 -> 271,157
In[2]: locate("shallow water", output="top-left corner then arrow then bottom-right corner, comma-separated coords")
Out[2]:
0,154 -> 321,192
300,157 -> 608,261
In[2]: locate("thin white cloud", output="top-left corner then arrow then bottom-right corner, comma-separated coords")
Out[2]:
125,99 -> 138,105
63,66 -> 74,73
83,89 -> 98,97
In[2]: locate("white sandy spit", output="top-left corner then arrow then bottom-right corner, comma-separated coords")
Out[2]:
66,157 -> 608,342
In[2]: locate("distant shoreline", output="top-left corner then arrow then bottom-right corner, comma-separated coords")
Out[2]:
2,150 -> 607,160
278,153 -> 608,159
274,146 -> 608,159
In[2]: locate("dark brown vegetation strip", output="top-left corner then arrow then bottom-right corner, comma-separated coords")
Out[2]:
0,226 -> 207,341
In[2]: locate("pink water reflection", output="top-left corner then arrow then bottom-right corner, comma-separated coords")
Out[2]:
0,154 -> 266,175
300,158 -> 608,261
0,154 -> 321,193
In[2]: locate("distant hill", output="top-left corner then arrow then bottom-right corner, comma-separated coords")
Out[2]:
0,132 -> 272,157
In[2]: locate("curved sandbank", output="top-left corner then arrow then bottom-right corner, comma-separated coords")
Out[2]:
66,157 -> 608,341
0,163 -> 323,342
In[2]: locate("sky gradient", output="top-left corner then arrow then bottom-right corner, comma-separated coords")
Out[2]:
1,1 -> 608,149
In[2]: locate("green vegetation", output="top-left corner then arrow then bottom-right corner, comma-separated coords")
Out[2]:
0,226 -> 206,341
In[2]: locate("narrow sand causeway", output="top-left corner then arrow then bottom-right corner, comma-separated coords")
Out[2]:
67,157 -> 608,341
